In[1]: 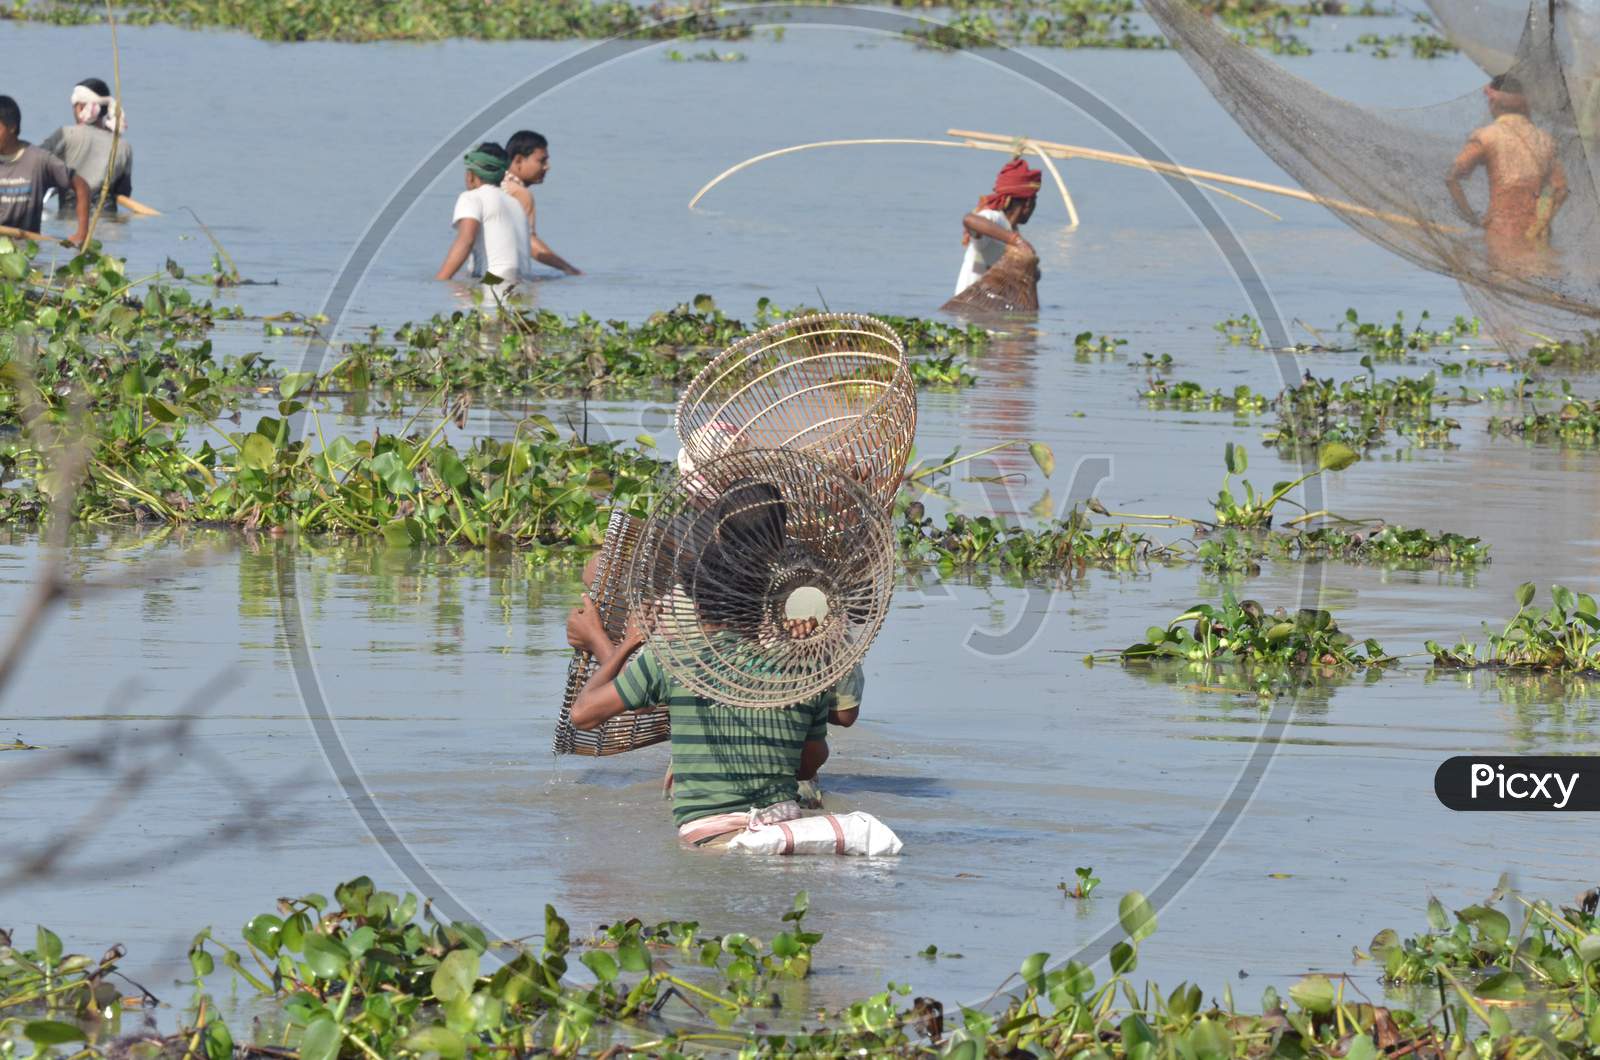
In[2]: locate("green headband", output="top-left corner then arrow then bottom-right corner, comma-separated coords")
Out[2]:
464,149 -> 507,184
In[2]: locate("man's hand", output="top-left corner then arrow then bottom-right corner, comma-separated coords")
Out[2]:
567,594 -> 607,652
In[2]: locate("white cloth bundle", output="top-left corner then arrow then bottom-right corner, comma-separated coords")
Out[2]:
726,810 -> 903,856
70,85 -> 126,133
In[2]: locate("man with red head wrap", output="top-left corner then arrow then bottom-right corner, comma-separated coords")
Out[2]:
954,156 -> 1041,296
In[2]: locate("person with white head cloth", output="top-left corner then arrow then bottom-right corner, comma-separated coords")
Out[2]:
39,77 -> 132,213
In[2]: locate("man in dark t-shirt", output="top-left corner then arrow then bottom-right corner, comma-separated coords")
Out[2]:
0,95 -> 89,244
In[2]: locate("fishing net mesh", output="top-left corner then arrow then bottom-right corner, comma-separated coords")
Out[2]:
674,313 -> 916,513
1143,0 -> 1600,347
623,448 -> 894,709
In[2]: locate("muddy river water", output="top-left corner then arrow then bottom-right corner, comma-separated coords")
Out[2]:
4,12 -> 1599,1021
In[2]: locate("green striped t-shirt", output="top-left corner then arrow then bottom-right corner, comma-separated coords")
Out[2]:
615,649 -> 865,827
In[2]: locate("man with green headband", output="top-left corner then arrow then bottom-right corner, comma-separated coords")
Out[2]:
435,142 -> 533,283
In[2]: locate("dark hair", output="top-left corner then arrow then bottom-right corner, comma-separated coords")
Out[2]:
77,77 -> 111,96
1490,73 -> 1525,95
686,480 -> 787,627
0,96 -> 19,134
506,130 -> 548,161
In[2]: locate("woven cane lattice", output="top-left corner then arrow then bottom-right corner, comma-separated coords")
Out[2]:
674,314 -> 915,514
942,240 -> 1041,315
623,449 -> 894,709
552,509 -> 671,756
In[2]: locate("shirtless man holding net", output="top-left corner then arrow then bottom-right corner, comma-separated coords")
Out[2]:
1447,73 -> 1569,274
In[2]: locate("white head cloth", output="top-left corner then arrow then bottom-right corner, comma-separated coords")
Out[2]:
70,84 -> 126,133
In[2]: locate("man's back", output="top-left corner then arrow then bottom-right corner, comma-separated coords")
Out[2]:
39,124 -> 131,208
451,184 -> 532,281
616,648 -> 861,827
1470,114 -> 1558,234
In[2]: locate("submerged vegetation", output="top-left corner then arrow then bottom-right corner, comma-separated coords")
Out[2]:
8,875 -> 1600,1057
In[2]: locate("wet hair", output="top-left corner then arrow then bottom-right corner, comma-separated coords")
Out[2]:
506,129 -> 548,161
1490,73 -> 1525,95
77,77 -> 111,97
0,96 -> 19,134
686,480 -> 787,627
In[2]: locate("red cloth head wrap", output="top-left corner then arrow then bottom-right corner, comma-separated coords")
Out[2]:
978,157 -> 1043,211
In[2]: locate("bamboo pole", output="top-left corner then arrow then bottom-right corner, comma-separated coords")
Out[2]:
1025,138 -> 1079,230
687,136 -> 1281,224
950,128 -> 1443,229
686,137 -> 1082,219
117,195 -> 160,216
0,225 -> 73,248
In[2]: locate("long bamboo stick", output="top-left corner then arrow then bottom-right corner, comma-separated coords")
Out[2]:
0,225 -> 73,247
1025,138 -> 1079,229
686,137 -> 1083,217
117,195 -> 160,216
950,128 -> 1444,229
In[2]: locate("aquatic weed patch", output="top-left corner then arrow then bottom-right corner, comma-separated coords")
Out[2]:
1429,583 -> 1600,675
1196,524 -> 1490,573
1118,590 -> 1391,669
322,295 -> 987,397
897,505 -> 1178,575
1486,387 -> 1600,443
1140,379 -> 1271,413
1211,440 -> 1361,529
12,877 -> 1590,1058
1267,366 -> 1460,449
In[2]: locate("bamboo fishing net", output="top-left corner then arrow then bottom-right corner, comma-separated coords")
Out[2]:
941,240 -> 1042,315
552,508 -> 672,756
622,448 -> 895,709
1143,0 -> 1600,348
674,314 -> 916,514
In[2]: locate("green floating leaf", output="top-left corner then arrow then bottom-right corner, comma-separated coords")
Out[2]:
1118,891 -> 1157,943
204,1018 -> 234,1060
1515,581 -> 1536,609
616,931 -> 651,973
302,933 -> 349,980
1020,951 -> 1049,991
24,1019 -> 86,1045
1029,441 -> 1055,478
1288,973 -> 1334,1014
299,1014 -> 341,1060
280,371 -> 315,400
403,1025 -> 467,1060
1474,970 -> 1526,1000
239,433 -> 276,472
580,949 -> 619,983
36,925 -> 63,964
1317,441 -> 1360,472
1224,442 -> 1247,475
431,947 -> 479,1003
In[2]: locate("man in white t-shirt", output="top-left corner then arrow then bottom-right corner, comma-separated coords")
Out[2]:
435,143 -> 533,284
954,157 -> 1041,295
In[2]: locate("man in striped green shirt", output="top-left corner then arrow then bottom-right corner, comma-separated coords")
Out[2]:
567,597 -> 864,834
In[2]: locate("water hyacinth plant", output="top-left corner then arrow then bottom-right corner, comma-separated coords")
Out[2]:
1212,441 -> 1361,529
11,878 -> 1600,1057
1119,591 -> 1390,669
1428,583 -> 1600,674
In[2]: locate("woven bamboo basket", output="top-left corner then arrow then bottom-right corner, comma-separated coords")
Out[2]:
942,240 -> 1041,315
623,448 -> 895,710
552,508 -> 672,756
674,313 -> 916,514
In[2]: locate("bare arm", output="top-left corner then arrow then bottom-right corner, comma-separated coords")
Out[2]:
529,233 -> 581,276
963,211 -> 1022,246
567,596 -> 645,730
797,738 -> 829,781
828,705 -> 858,727
1544,157 -> 1569,232
68,176 -> 90,245
435,218 -> 478,280
1446,139 -> 1487,227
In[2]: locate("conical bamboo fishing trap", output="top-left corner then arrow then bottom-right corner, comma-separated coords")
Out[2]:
552,508 -> 672,756
674,313 -> 917,514
942,239 -> 1041,315
623,448 -> 895,709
